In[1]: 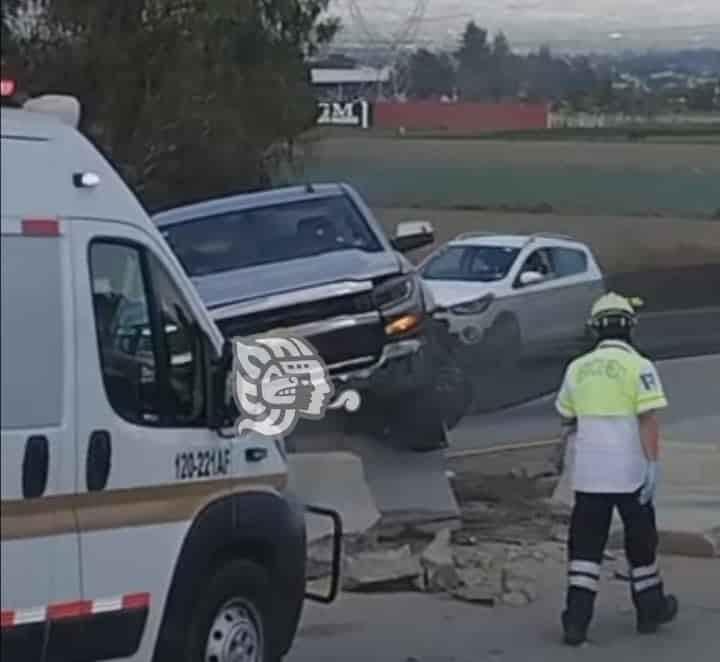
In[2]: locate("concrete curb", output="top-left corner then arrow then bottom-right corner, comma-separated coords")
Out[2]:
287,452 -> 381,542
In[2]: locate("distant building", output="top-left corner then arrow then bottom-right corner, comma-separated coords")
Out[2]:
310,66 -> 392,101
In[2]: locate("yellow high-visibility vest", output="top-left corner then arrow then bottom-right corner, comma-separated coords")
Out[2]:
556,340 -> 668,419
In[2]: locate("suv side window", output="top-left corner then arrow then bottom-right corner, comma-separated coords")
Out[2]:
89,241 -> 206,427
550,248 -> 588,278
517,248 -> 556,284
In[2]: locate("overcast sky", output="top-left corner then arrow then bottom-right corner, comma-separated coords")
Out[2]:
332,1 -> 720,51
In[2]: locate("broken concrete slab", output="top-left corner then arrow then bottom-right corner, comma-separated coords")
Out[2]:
288,414 -> 460,525
502,591 -> 530,607
421,529 -> 454,568
420,529 -> 461,592
287,452 -> 381,542
343,545 -> 423,592
451,584 -> 497,606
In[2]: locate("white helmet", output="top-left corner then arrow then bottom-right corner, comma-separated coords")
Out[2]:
588,292 -> 639,331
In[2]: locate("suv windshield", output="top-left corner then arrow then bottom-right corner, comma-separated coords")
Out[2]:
422,245 -> 520,282
161,195 -> 383,277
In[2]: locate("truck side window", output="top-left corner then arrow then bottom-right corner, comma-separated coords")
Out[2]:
90,242 -> 162,425
146,253 -> 206,427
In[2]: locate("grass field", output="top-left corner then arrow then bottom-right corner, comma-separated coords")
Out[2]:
291,136 -> 720,218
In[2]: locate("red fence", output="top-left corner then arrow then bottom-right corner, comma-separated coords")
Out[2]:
372,101 -> 549,132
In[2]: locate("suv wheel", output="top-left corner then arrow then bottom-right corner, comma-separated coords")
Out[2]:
483,314 -> 522,368
185,560 -> 279,662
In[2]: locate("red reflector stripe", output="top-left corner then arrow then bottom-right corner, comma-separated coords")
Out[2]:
122,593 -> 151,611
3,592 -> 150,629
22,219 -> 60,237
47,600 -> 93,621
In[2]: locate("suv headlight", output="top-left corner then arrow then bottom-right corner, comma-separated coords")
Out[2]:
450,294 -> 495,316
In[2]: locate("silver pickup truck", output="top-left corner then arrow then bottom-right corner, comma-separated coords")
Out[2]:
154,183 -> 471,450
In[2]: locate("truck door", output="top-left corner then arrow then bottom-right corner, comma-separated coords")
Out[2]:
1,217 -> 81,662
70,219 -> 286,661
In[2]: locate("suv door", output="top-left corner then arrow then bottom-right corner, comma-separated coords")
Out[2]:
70,219 -> 286,661
509,247 -> 564,353
1,217 -> 81,662
546,246 -> 596,353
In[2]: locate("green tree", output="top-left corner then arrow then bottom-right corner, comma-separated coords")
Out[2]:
687,82 -> 717,111
455,21 -> 491,100
3,1 -> 338,209
408,48 -> 455,99
488,31 -> 516,101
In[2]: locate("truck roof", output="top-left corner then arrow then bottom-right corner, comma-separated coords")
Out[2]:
1,107 -> 147,224
153,183 -> 348,228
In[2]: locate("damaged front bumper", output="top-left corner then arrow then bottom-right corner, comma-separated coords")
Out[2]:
331,337 -> 430,398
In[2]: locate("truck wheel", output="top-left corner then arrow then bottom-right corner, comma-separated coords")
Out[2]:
185,560 -> 280,662
434,353 -> 473,430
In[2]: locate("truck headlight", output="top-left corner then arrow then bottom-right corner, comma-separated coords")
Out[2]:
450,294 -> 494,316
373,275 -> 414,309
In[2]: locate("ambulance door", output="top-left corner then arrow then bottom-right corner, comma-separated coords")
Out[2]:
70,218 -> 285,660
1,217 -> 81,662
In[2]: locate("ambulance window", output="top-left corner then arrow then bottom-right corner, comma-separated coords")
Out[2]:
1,235 -> 64,429
90,242 -> 163,425
146,253 -> 206,426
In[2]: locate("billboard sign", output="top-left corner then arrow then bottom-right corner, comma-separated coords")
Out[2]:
317,100 -> 370,129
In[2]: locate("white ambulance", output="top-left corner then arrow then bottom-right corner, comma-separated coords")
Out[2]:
0,88 -> 340,662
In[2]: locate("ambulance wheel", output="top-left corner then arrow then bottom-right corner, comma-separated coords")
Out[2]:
186,560 -> 280,662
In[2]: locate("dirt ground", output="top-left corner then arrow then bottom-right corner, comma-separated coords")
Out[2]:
296,136 -> 720,217
309,137 -> 720,171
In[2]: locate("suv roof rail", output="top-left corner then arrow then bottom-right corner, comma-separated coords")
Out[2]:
525,232 -> 576,245
453,231 -> 501,241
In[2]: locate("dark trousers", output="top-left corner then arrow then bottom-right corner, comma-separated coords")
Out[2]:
565,491 -> 667,630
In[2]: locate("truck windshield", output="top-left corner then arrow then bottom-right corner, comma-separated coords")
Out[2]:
422,245 -> 520,282
160,195 -> 383,277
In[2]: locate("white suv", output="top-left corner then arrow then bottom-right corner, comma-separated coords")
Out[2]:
419,232 -> 606,363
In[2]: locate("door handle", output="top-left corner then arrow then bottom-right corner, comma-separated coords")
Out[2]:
245,447 -> 268,463
22,435 -> 49,499
87,430 -> 112,492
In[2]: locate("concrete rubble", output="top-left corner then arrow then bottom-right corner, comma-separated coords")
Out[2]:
330,520 -> 569,608
342,545 -> 423,592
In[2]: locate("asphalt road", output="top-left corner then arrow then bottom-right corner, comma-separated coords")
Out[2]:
290,555 -> 720,662
451,353 -> 720,451
463,307 -> 720,415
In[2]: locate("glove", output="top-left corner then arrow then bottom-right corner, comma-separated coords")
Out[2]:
639,461 -> 659,505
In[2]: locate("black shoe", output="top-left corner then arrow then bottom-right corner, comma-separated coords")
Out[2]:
562,612 -> 588,647
637,595 -> 679,634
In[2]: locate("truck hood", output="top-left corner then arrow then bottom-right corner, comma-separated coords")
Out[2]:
193,250 -> 401,310
422,280 -> 498,308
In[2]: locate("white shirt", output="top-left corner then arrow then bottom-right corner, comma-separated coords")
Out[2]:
555,340 -> 668,494
569,416 -> 649,493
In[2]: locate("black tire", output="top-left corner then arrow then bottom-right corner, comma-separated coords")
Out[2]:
184,560 -> 280,662
433,352 -> 473,431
